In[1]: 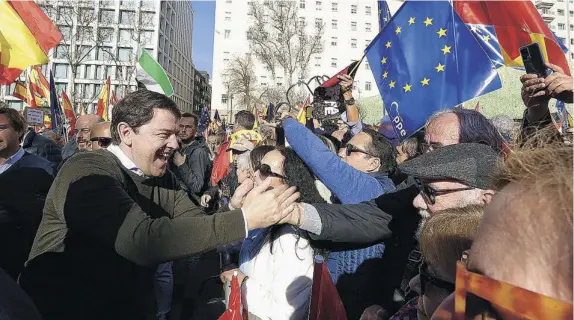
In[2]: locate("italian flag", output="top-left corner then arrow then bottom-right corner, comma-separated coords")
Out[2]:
136,49 -> 173,97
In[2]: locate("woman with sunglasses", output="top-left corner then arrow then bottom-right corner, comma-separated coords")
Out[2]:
221,147 -> 326,319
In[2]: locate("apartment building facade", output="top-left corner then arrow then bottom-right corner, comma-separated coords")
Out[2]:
0,0 -> 195,113
535,0 -> 574,61
211,0 -> 405,120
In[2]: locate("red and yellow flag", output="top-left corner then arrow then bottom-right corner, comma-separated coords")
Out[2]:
30,66 -> 50,99
61,90 -> 76,134
0,0 -> 62,84
96,77 -> 110,120
111,90 -> 119,104
12,81 -> 42,107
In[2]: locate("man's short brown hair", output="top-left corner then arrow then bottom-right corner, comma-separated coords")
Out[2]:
0,105 -> 27,140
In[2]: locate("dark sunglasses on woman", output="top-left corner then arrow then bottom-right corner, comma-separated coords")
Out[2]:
90,137 -> 113,148
256,163 -> 286,180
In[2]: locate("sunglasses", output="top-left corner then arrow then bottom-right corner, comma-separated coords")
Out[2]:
431,251 -> 574,319
345,143 -> 374,157
414,178 -> 474,205
90,137 -> 112,148
256,163 -> 286,180
419,261 -> 455,296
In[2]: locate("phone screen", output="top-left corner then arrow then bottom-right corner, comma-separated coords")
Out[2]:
520,43 -> 547,76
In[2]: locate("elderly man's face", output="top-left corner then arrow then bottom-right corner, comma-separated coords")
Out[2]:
75,115 -> 102,151
424,113 -> 460,153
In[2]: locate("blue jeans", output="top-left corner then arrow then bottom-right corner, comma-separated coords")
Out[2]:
154,261 -> 174,320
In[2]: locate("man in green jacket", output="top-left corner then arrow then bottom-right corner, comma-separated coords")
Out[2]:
19,90 -> 299,320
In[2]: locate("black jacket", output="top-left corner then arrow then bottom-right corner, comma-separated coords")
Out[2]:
22,129 -> 62,167
170,136 -> 212,196
307,181 -> 421,313
0,152 -> 55,279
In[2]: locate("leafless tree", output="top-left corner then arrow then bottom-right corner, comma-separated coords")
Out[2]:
39,0 -> 115,105
246,1 -> 324,87
224,54 -> 259,111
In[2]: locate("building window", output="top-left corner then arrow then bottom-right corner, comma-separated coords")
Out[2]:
225,16 -> 231,22
558,9 -> 565,16
119,29 -> 132,43
54,64 -> 68,78
316,1 -> 321,10
98,28 -> 113,42
332,2 -> 337,12
141,0 -> 154,9
58,7 -> 73,20
141,30 -> 154,44
365,81 -> 372,91
140,12 -> 155,26
558,23 -> 565,30
571,52 -> 574,59
118,47 -> 131,62
365,62 -> 370,70
331,58 -> 337,68
351,21 -> 357,31
224,29 -> 231,39
120,10 -> 135,24
365,6 -> 371,15
315,18 -> 323,28
331,36 -> 337,46
225,0 -> 231,3
559,37 -> 566,44
571,24 -> 574,31
351,38 -> 357,48
351,4 -> 357,14
314,56 -> 321,67
365,40 -> 371,48
366,22 -> 372,32
570,10 -> 574,17
299,17 -> 305,26
97,46 -> 112,60
59,26 -> 71,41
300,0 -> 305,9
571,38 -> 574,45
54,45 -> 68,59
332,19 -> 338,29
76,27 -> 93,41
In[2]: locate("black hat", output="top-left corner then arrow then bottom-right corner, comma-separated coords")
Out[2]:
399,143 -> 500,190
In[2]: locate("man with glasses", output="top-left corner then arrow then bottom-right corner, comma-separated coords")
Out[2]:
89,121 -> 112,151
170,112 -> 212,196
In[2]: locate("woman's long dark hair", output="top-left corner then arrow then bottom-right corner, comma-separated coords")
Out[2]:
266,147 -> 326,257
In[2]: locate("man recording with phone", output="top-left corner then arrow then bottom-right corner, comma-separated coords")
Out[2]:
520,60 -> 573,141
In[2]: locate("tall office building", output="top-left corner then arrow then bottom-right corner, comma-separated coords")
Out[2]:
0,0 -> 196,113
535,0 -> 574,61
211,0 -> 404,120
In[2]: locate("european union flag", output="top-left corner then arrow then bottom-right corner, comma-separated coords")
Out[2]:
466,24 -> 505,67
365,1 -> 502,139
198,106 -> 211,135
377,0 -> 391,32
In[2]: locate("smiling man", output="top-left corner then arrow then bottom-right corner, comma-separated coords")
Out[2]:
19,90 -> 300,320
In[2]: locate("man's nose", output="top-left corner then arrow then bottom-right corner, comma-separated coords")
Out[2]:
413,193 -> 428,210
167,134 -> 179,149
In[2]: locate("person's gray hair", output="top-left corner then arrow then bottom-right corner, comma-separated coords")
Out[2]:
425,109 -> 505,153
490,115 -> 514,138
236,151 -> 251,170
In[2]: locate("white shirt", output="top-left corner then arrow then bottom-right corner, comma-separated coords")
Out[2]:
0,147 -> 25,174
107,144 -> 249,236
239,226 -> 314,319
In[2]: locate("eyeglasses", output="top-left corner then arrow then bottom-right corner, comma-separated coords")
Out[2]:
90,137 -> 112,148
179,124 -> 195,131
345,143 -> 374,157
414,178 -> 474,205
432,251 -> 573,319
256,163 -> 286,180
419,261 -> 455,296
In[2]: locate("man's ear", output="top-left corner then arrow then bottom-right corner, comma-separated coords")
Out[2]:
481,189 -> 496,205
117,122 -> 134,147
368,157 -> 381,172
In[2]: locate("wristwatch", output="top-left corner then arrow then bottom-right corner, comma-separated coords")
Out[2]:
344,97 -> 356,105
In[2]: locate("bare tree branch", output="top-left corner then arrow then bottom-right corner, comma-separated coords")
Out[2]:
246,1 -> 325,87
224,54 -> 259,111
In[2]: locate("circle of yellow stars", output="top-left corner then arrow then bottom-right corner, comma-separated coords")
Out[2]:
380,15 -> 451,94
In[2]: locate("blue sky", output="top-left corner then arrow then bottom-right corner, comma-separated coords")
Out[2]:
191,1 -> 216,77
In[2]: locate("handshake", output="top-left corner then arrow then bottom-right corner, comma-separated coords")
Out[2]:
232,178 -> 304,230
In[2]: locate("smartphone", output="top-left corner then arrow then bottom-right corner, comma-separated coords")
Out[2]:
520,43 -> 547,76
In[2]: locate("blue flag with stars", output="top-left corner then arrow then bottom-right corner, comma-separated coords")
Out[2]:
365,1 -> 502,140
378,0 -> 391,32
198,105 -> 211,135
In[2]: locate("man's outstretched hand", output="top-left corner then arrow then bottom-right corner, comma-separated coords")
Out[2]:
241,178 -> 300,230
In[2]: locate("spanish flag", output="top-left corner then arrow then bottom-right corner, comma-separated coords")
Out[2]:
12,81 -> 42,107
30,66 -> 50,99
96,76 -> 111,120
0,0 -> 62,84
61,90 -> 76,134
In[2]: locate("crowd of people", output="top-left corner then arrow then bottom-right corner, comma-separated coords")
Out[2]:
0,63 -> 572,320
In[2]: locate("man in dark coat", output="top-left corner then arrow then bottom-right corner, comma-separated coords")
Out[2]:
21,126 -> 62,167
0,106 -> 56,280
